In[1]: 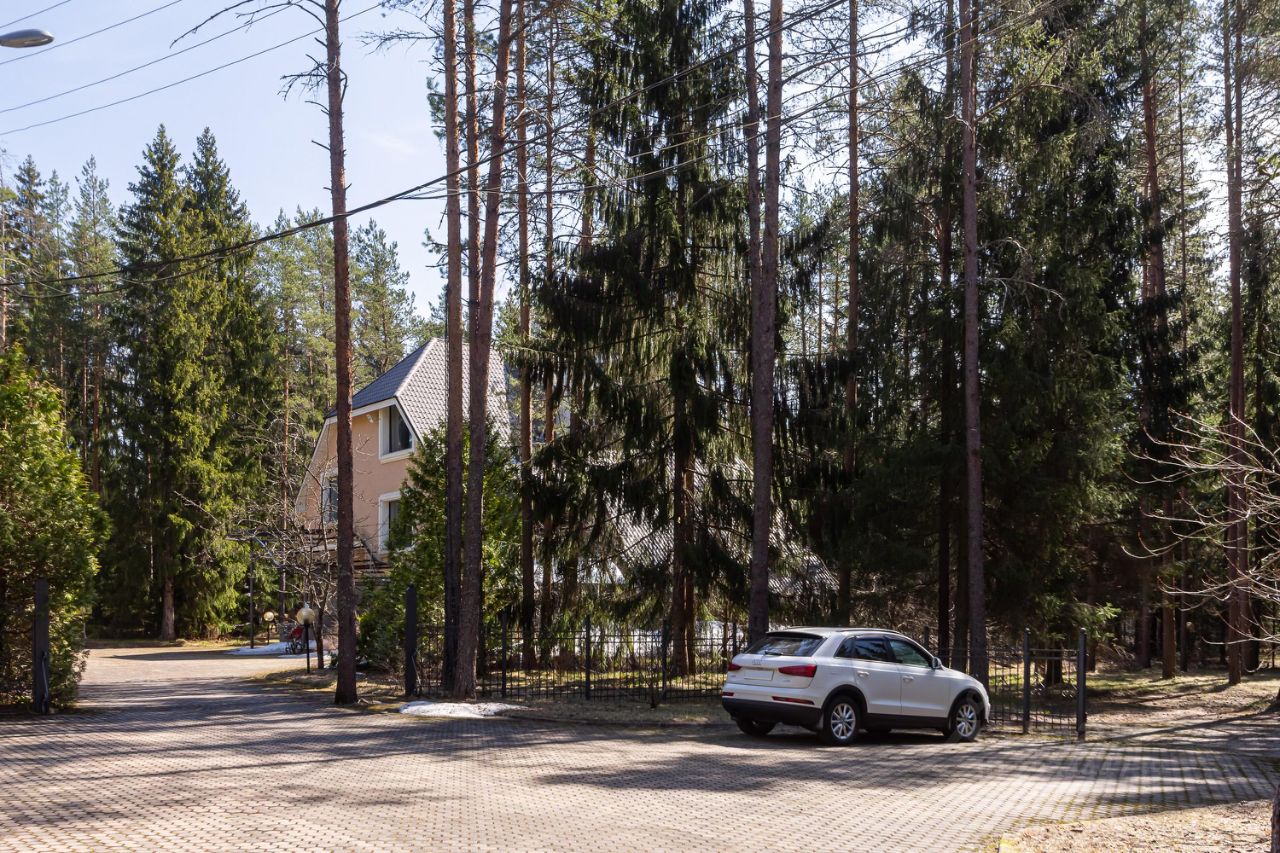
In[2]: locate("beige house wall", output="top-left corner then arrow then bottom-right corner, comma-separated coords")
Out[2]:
296,402 -> 422,557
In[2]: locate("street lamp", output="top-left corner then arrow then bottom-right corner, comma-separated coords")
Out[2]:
297,604 -> 317,674
0,29 -> 54,48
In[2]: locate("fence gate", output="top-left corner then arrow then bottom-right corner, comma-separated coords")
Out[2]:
926,628 -> 1086,739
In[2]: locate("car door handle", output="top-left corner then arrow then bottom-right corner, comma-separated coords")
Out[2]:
902,675 -> 914,682
856,670 -> 870,678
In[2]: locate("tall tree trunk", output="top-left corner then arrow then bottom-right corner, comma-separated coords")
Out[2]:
442,0 -> 465,693
515,0 -> 535,668
457,0 -> 515,699
1222,0 -> 1246,687
90,277 -> 103,494
748,0 -> 783,644
670,436 -> 691,675
1137,574 -> 1151,668
836,0 -> 860,626
325,0 -> 358,706
742,0 -> 757,625
959,0 -> 986,685
159,575 -> 176,641
0,211 -> 7,352
937,0 -> 957,662
539,14 -> 559,628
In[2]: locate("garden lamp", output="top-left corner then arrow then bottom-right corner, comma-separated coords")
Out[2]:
297,604 -> 316,673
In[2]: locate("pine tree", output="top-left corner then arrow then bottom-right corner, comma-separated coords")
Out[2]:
351,221 -> 422,385
67,157 -> 117,494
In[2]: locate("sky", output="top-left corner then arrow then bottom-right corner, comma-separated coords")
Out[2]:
1,0 -> 450,315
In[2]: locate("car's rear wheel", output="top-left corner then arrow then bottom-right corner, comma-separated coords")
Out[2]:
735,717 -> 776,737
946,695 -> 982,742
819,694 -> 860,746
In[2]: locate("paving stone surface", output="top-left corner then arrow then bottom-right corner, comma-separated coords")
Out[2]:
0,646 -> 1276,851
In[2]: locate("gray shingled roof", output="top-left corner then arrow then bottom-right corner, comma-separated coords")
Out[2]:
397,338 -> 509,439
349,342 -> 430,413
332,338 -> 510,440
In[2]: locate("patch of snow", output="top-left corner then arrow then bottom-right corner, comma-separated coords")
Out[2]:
399,701 -> 527,719
227,641 -> 315,657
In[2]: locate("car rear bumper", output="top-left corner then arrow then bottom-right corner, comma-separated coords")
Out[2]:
722,696 -> 822,728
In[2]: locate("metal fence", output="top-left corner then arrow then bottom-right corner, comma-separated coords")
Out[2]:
404,592 -> 1086,737
409,614 -> 746,707
926,629 -> 1087,739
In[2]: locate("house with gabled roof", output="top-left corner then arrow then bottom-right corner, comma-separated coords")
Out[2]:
294,338 -> 508,574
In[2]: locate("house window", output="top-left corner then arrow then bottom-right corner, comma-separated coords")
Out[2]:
384,405 -> 412,456
379,494 -> 402,552
321,476 -> 338,523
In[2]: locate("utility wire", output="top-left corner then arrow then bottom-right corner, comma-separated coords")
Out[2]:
0,4 -> 381,135
0,4 -> 291,116
0,0 -> 189,67
8,0 -> 856,289
0,0 -> 74,30
12,0 -> 1061,295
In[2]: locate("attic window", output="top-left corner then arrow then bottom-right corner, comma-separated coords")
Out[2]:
385,405 -> 412,455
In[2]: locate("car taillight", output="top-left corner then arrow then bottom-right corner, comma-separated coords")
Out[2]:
778,664 -> 817,677
727,662 -> 742,672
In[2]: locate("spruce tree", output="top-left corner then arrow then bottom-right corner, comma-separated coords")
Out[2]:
113,126 -> 236,639
537,0 -> 748,668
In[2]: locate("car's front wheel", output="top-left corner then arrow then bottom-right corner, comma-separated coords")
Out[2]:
735,718 -> 776,737
946,695 -> 982,742
819,694 -> 861,746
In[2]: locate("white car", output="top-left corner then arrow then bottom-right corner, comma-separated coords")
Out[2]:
721,627 -> 991,745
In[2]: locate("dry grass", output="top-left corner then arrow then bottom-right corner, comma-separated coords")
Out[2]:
505,697 -> 727,727
256,667 -> 729,725
994,800 -> 1272,852
84,638 -> 237,650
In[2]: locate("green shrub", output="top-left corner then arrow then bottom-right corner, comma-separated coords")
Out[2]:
0,350 -> 106,707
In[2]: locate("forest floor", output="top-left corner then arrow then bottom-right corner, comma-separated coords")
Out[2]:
1086,665 -> 1280,734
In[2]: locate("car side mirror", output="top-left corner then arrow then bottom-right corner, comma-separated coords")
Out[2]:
931,656 -> 942,669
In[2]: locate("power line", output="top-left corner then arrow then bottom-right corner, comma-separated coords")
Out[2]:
0,4 -> 381,135
12,0 -> 1061,295
11,0 -> 852,290
0,0 -> 74,30
0,0 -> 190,68
0,4 -> 291,116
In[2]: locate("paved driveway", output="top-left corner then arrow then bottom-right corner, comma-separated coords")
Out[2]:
0,646 -> 1276,851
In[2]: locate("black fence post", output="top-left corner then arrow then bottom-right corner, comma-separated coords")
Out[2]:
32,577 -> 50,715
248,558 -> 256,649
500,609 -> 509,700
1021,628 -> 1031,735
649,628 -> 659,709
1076,629 -> 1087,741
404,585 -> 418,698
584,614 -> 592,701
661,619 -> 670,702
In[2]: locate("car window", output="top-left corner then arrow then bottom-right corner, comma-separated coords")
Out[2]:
888,638 -> 932,668
835,636 -> 894,663
745,633 -> 824,657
